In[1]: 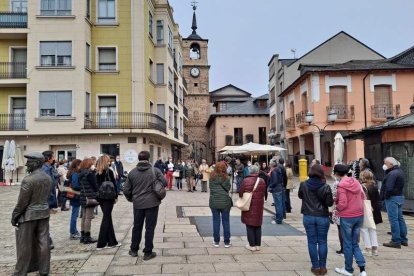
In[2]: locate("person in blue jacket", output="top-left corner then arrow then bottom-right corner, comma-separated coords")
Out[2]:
268,158 -> 285,224
67,159 -> 82,240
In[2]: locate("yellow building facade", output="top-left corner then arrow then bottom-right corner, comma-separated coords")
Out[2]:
0,0 -> 188,181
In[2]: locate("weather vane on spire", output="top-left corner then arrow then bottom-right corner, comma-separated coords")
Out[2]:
191,0 -> 198,10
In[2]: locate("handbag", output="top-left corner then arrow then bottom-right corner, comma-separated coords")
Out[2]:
152,167 -> 166,200
235,177 -> 260,211
173,171 -> 180,178
361,185 -> 376,229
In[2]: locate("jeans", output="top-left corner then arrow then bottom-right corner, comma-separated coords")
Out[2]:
246,225 -> 261,246
285,189 -> 292,212
303,215 -> 330,269
385,195 -> 408,245
70,205 -> 80,234
236,176 -> 244,193
176,178 -> 182,189
340,216 -> 365,273
116,178 -> 122,193
131,206 -> 159,254
97,200 -> 118,248
166,171 -> 173,189
272,191 -> 284,224
211,208 -> 231,244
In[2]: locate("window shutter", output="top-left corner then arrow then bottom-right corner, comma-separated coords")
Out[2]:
39,92 -> 56,110
374,85 -> 391,105
156,64 -> 164,84
56,92 -> 72,116
329,86 -> 346,106
40,42 -> 56,55
99,96 -> 116,107
99,48 -> 116,63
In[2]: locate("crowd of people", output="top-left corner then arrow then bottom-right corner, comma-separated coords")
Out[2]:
10,148 -> 409,276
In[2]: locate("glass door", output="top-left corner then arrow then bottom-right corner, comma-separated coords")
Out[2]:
11,0 -> 27,12
11,48 -> 27,78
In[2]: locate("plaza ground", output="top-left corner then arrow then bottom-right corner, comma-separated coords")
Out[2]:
1,178 -> 414,275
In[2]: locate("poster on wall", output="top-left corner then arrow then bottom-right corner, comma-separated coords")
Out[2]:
124,149 -> 138,164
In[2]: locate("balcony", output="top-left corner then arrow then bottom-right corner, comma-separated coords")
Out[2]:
183,106 -> 189,118
0,62 -> 26,79
184,134 -> 189,144
327,105 -> 355,122
371,104 -> 400,122
0,12 -> 27,28
279,124 -> 284,131
269,99 -> 276,107
174,127 -> 179,139
84,112 -> 166,133
0,113 -> 26,131
285,117 -> 295,131
295,110 -> 308,127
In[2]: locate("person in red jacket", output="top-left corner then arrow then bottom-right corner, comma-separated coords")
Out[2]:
239,165 -> 267,251
333,164 -> 367,276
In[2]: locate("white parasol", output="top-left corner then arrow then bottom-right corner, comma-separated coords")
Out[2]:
333,132 -> 345,164
15,145 -> 24,168
2,140 -> 9,169
5,140 -> 16,172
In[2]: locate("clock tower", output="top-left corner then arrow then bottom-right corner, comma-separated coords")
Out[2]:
182,2 -> 211,163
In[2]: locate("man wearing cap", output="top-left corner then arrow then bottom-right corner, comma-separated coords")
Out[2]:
11,152 -> 52,276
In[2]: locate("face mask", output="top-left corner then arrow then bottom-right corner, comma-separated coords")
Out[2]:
90,165 -> 96,171
382,164 -> 388,171
116,158 -> 120,162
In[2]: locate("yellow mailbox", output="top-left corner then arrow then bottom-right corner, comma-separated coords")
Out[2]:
299,159 -> 308,182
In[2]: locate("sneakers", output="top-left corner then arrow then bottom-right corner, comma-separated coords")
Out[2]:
271,220 -> 276,225
360,271 -> 367,276
143,252 -> 157,261
383,241 -> 401,249
255,246 -> 261,251
107,243 -> 122,248
362,248 -> 372,256
336,250 -> 344,257
402,241 -> 408,246
128,249 -> 138,257
212,242 -> 220,248
69,232 -> 81,240
335,267 -> 353,276
245,245 -> 257,251
224,243 -> 232,248
372,249 -> 378,256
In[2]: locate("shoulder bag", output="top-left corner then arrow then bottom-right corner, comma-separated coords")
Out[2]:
235,177 -> 260,211
361,185 -> 376,229
152,167 -> 166,200
80,174 -> 99,207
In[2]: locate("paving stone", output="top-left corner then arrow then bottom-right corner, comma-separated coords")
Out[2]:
137,256 -> 186,264
106,264 -> 161,275
165,236 -> 204,242
213,262 -> 268,272
233,253 -> 282,262
153,242 -> 185,249
206,247 -> 252,255
190,273 -> 243,276
164,228 -> 198,233
163,248 -> 207,256
78,255 -> 113,273
262,261 -> 310,271
244,272 -> 299,276
187,255 -> 235,263
162,263 -> 215,273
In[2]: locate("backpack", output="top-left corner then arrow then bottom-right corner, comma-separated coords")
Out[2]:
98,170 -> 117,200
152,167 -> 166,200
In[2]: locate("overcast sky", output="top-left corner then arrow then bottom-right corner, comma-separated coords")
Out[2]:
169,0 -> 414,96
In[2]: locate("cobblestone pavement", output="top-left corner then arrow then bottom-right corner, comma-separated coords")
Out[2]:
1,179 -> 414,275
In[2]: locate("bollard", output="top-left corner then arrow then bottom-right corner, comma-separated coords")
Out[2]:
299,159 -> 308,182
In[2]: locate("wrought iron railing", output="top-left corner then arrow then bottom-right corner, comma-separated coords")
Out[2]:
0,12 -> 27,28
234,135 -> 243,145
0,62 -> 26,79
327,105 -> 355,121
84,112 -> 166,133
285,117 -> 295,130
371,104 -> 400,120
0,113 -> 26,130
295,110 -> 308,125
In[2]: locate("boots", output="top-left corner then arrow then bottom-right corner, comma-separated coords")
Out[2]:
83,232 -> 97,244
80,231 -> 85,244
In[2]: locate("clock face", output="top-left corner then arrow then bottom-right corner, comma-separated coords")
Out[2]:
190,67 -> 200,77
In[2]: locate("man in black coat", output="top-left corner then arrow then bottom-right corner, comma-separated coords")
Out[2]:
12,152 -> 51,276
381,157 -> 408,249
114,155 -> 124,195
124,151 -> 167,260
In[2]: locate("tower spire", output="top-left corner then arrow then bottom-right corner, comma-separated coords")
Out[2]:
191,1 -> 198,35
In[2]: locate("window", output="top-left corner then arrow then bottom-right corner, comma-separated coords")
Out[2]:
98,47 -> 116,71
86,0 -> 91,19
301,92 -> 308,111
11,0 -> 27,12
168,68 -> 173,89
178,53 -> 183,72
85,92 -> 90,114
194,83 -> 198,87
40,41 -> 72,67
39,91 -> 72,117
149,59 -> 154,81
234,128 -> 243,145
373,85 -> 393,119
41,0 -> 71,15
156,63 -> 164,84
98,96 -> 116,127
168,26 -> 173,50
156,20 -> 164,44
157,104 -> 165,119
10,97 -> 26,129
329,86 -> 346,106
86,43 -> 90,69
180,118 -> 183,135
168,107 -> 174,129
179,86 -> 183,104
259,127 -> 267,144
97,0 -> 116,23
148,12 -> 153,37
190,43 -> 200,60
101,144 -> 119,157
218,102 -> 227,111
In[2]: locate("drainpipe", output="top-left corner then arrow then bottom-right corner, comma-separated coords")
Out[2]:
362,72 -> 371,129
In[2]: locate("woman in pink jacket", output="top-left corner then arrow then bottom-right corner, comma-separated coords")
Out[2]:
333,164 -> 367,276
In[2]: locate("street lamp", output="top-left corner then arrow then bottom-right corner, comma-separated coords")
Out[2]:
306,110 -> 337,166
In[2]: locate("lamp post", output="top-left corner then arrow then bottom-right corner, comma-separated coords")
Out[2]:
305,110 -> 337,164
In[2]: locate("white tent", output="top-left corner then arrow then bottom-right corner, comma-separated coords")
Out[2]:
334,132 -> 345,164
219,142 -> 287,163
